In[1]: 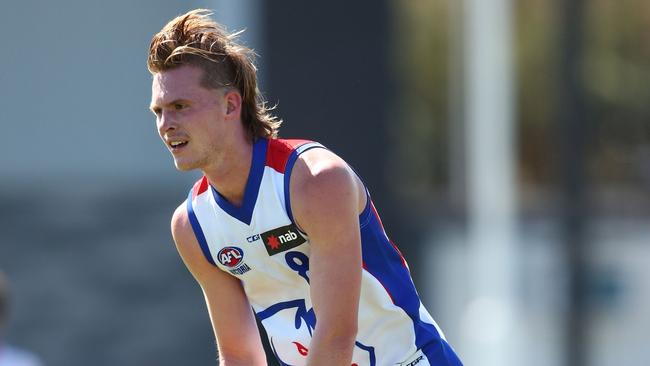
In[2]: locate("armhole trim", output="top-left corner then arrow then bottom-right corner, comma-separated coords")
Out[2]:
186,189 -> 217,266
283,143 -> 325,234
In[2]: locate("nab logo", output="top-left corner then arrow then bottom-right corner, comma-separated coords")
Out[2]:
261,224 -> 306,256
217,247 -> 244,268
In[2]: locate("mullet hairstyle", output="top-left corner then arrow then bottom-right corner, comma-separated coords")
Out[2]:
147,9 -> 281,140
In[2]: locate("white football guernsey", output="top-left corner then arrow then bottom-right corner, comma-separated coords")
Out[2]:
186,138 -> 462,366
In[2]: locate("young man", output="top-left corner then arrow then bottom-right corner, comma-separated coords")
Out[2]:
148,9 -> 462,366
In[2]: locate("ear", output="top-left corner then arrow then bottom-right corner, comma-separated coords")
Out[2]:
224,89 -> 242,119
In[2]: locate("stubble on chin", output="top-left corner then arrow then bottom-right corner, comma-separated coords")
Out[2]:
173,154 -> 208,172
174,161 -> 198,172
174,162 -> 193,172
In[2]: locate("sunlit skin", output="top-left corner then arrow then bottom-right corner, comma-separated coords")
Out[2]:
154,66 -> 365,366
150,65 -> 252,205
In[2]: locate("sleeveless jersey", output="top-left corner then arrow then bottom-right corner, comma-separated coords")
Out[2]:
186,138 -> 462,366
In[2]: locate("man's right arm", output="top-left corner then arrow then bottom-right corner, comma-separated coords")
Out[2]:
171,204 -> 267,366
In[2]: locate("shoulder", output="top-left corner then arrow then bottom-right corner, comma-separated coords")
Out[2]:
171,201 -> 193,244
291,148 -> 355,191
172,177 -> 208,247
289,148 -> 365,230
170,201 -> 216,281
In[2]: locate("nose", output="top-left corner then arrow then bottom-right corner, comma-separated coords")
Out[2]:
157,110 -> 176,134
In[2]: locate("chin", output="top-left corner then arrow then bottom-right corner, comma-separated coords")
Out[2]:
173,159 -> 199,172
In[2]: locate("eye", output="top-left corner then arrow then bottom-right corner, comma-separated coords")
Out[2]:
151,107 -> 162,117
173,103 -> 186,110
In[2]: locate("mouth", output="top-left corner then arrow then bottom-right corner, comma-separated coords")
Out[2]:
168,139 -> 189,152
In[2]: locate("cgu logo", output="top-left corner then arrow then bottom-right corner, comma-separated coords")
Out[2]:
217,247 -> 244,268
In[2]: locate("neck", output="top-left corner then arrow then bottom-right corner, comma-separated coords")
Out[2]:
202,134 -> 255,207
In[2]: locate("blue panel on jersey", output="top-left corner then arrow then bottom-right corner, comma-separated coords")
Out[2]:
212,138 -> 268,225
360,208 -> 463,365
186,190 -> 217,266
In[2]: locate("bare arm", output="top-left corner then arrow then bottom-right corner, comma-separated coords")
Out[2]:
290,148 -> 366,366
171,205 -> 267,366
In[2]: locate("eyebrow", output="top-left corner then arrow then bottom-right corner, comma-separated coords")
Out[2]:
149,99 -> 189,112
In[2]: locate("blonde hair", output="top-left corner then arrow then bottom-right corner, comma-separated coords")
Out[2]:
147,9 -> 281,139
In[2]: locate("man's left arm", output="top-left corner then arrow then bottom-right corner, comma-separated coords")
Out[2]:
290,149 -> 365,366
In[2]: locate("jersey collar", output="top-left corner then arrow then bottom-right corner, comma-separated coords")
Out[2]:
211,138 -> 267,225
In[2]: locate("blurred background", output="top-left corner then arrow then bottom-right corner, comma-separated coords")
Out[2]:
0,0 -> 648,365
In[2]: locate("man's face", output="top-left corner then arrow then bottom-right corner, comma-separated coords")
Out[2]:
150,65 -> 228,171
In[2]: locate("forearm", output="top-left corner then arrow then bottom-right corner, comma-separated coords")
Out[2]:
305,328 -> 357,366
218,354 -> 266,366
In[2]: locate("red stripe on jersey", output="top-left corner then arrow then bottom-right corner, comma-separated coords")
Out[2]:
192,176 -> 209,199
266,138 -> 312,173
370,201 -> 409,271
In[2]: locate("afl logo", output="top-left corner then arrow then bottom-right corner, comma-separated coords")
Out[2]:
218,247 -> 244,268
